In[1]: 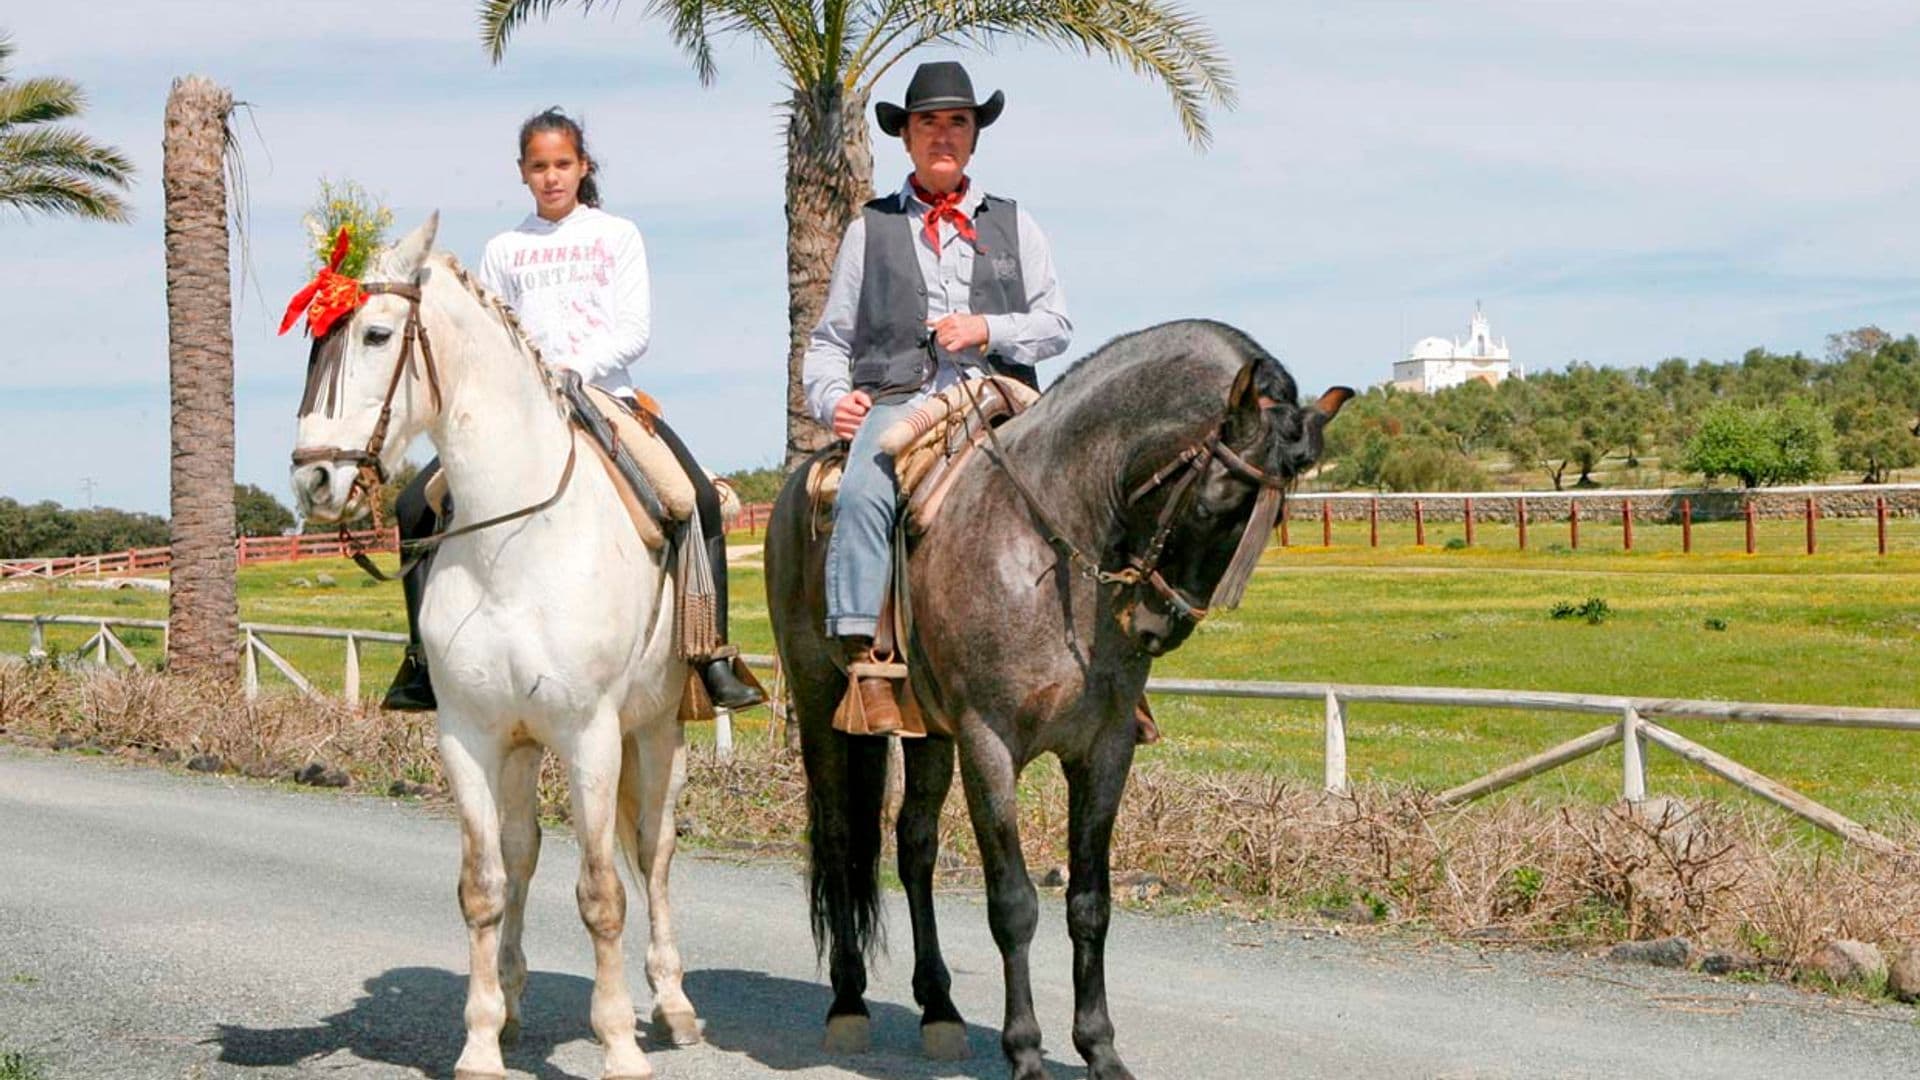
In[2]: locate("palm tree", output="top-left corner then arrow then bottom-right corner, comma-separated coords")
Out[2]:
0,32 -> 134,223
479,1 -> 1233,468
162,76 -> 238,678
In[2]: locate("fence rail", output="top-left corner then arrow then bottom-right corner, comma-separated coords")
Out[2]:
6,615 -> 1913,853
0,529 -> 400,582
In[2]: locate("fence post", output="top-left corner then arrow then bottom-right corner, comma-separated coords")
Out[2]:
1517,497 -> 1529,550
1414,500 -> 1426,546
343,634 -> 361,705
1745,499 -> 1756,554
1622,498 -> 1633,552
28,617 -> 45,660
1878,496 -> 1888,556
1621,705 -> 1646,803
1324,689 -> 1347,795
1805,496 -> 1817,556
1570,499 -> 1580,550
1321,502 -> 1332,548
1682,498 -> 1693,554
1464,497 -> 1475,547
1280,501 -> 1290,547
95,621 -> 109,665
243,630 -> 260,701
1369,497 -> 1379,548
715,707 -> 735,763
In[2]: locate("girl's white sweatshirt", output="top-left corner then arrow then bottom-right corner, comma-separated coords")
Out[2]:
477,204 -> 651,397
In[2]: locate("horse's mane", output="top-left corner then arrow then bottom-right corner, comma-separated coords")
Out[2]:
420,250 -> 568,413
1027,318 -> 1297,432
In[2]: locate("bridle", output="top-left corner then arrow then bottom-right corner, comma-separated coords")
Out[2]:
290,280 -> 576,581
960,376 -> 1288,629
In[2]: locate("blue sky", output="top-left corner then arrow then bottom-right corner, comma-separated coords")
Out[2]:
3,1 -> 1916,514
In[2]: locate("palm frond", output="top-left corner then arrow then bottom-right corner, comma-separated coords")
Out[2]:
0,126 -> 135,183
0,31 -> 16,74
477,0 -> 621,63
0,170 -> 130,223
0,76 -> 84,131
865,0 -> 1235,149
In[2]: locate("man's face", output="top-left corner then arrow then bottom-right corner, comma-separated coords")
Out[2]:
904,108 -> 977,194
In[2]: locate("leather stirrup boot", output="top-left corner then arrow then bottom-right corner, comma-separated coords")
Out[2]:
699,648 -> 766,710
837,636 -> 903,736
383,646 -> 437,712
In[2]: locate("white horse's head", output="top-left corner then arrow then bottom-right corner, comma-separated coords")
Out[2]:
289,213 -> 441,524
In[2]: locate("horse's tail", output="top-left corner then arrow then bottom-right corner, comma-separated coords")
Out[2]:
806,734 -> 891,963
766,454 -> 891,963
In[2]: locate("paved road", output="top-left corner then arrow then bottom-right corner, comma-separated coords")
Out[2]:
2,746 -> 1915,1079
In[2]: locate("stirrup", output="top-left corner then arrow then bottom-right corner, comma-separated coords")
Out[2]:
382,649 -> 437,712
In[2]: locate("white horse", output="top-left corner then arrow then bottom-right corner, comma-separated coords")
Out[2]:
291,215 -> 697,1080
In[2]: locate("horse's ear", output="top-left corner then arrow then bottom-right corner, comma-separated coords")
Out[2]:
1226,359 -> 1261,416
386,212 -> 440,281
1312,386 -> 1353,424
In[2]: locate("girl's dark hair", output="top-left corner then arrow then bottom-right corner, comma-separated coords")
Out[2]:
518,107 -> 600,208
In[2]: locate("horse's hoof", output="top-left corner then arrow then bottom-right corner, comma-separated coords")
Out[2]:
498,1018 -> 521,1049
921,1020 -> 969,1060
650,1006 -> 703,1047
822,1014 -> 871,1054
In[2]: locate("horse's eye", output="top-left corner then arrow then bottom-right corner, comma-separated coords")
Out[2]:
363,326 -> 394,348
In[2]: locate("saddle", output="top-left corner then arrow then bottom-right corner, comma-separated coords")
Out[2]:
806,375 -> 1039,535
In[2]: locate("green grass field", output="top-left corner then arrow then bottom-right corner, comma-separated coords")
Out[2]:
6,515 -> 1918,826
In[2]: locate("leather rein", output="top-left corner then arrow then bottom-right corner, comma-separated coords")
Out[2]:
290,281 -> 577,582
958,375 -> 1286,627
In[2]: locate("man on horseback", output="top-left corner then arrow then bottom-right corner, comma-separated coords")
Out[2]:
802,61 -> 1072,734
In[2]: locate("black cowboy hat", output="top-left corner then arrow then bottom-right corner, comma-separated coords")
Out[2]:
876,61 -> 1005,137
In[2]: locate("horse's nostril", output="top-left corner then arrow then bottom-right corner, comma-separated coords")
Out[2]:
308,465 -> 331,494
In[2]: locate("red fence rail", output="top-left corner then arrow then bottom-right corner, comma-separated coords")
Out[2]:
0,528 -> 400,581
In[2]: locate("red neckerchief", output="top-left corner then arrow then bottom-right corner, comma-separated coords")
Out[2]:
909,176 -> 978,250
279,226 -> 366,338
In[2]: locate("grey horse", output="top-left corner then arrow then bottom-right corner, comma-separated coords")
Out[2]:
766,319 -> 1349,1079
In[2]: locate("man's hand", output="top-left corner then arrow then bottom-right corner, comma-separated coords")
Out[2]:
928,313 -> 990,354
832,390 -> 873,440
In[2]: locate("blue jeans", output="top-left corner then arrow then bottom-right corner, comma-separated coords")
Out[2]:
825,399 -> 922,639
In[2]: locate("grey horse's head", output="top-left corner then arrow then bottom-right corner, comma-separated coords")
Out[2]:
1114,353 -> 1350,657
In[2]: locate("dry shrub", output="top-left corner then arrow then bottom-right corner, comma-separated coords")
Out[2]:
7,665 -> 1918,976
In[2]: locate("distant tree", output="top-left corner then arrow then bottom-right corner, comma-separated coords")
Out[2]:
1682,399 -> 1833,487
0,497 -> 169,558
233,483 -> 295,537
722,464 -> 785,506
0,32 -> 135,223
1831,398 -> 1916,484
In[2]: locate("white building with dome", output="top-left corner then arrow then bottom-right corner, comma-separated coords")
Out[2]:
1391,305 -> 1519,393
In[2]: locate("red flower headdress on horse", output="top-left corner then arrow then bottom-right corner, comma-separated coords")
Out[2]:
279,226 -> 367,338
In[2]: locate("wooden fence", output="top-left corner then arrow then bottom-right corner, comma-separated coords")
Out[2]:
7,612 -> 1914,853
1278,483 -> 1920,556
0,529 -> 400,581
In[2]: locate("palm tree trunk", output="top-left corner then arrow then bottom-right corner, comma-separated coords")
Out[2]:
162,76 -> 237,678
783,81 -> 873,471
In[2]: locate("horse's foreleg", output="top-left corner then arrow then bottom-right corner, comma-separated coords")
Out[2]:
566,716 -> 652,1080
1064,737 -> 1138,1080
623,718 -> 701,1046
899,736 -> 968,1060
441,728 -> 511,1080
959,732 -> 1047,1080
496,744 -> 544,1049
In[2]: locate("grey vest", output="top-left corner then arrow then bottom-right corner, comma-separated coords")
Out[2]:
850,191 -> 1028,403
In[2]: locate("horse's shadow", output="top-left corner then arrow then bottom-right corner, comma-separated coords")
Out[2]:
207,966 -> 1086,1079
208,966 -> 590,1080
686,967 -> 1086,1078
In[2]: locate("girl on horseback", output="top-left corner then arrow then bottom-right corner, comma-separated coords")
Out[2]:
384,107 -> 762,713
